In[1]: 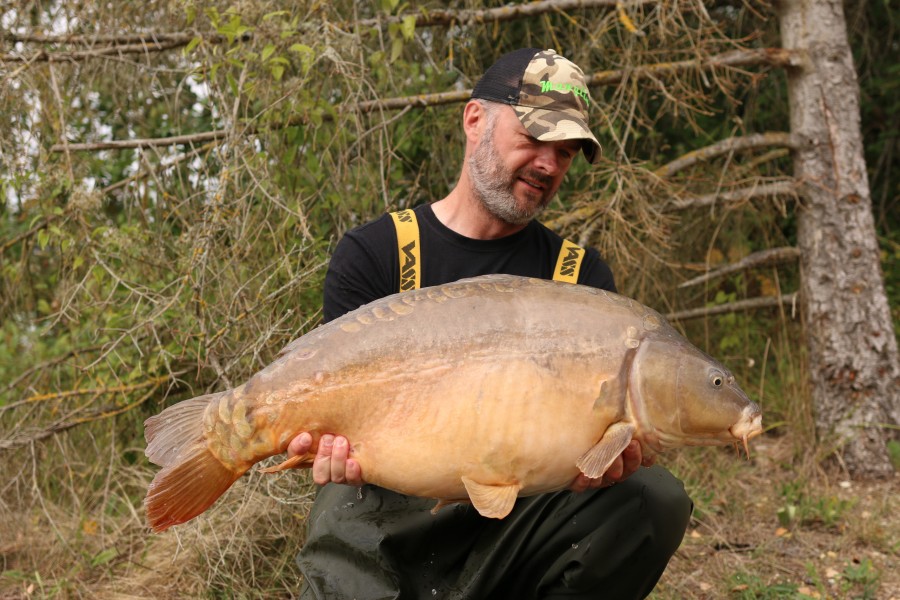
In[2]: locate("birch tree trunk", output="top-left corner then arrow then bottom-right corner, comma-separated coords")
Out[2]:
779,0 -> 900,477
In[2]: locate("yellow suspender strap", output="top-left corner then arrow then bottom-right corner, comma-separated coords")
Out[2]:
389,210 -> 421,292
553,239 -> 585,284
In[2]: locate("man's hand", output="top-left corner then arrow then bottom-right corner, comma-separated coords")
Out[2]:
287,432 -> 364,486
569,441 -> 654,493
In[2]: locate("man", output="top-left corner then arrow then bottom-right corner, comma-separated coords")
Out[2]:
289,48 -> 692,599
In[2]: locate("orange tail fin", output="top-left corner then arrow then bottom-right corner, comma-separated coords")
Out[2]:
143,393 -> 245,532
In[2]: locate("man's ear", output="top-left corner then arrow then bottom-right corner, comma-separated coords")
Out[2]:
462,100 -> 486,145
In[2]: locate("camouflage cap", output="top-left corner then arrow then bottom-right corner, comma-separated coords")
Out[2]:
471,48 -> 601,164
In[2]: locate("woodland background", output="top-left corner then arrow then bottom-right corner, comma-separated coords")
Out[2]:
1,0 -> 898,598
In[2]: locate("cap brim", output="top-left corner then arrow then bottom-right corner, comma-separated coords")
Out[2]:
513,106 -> 602,165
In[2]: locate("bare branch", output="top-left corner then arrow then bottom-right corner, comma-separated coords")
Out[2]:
0,378 -> 174,450
666,293 -> 799,322
588,48 -> 801,86
0,38 -> 196,63
655,132 -> 799,178
50,50 -> 795,153
678,247 -> 802,289
665,180 -> 799,210
0,374 -> 173,413
50,130 -> 227,152
350,0 -> 655,29
3,0 -> 650,61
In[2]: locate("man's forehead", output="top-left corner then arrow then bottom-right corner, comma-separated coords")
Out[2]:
501,107 -> 582,150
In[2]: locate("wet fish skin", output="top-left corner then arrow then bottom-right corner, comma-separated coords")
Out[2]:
144,274 -> 762,532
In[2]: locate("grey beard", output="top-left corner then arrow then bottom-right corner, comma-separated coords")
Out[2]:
468,126 -> 544,227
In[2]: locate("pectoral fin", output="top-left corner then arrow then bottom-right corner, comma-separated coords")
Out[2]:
461,476 -> 521,519
575,422 -> 636,479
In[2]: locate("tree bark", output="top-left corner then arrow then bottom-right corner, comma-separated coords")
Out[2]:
779,0 -> 900,476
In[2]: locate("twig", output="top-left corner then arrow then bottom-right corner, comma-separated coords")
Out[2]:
666,293 -> 798,322
1,342 -> 112,395
0,374 -> 172,413
678,247 -> 801,289
0,381 -> 168,451
100,141 -> 219,195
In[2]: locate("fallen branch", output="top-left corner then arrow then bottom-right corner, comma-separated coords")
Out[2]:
678,247 -> 801,289
666,293 -> 798,322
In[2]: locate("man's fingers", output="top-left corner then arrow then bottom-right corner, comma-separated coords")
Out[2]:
287,431 -> 313,458
604,454 -> 625,482
330,436 -> 350,483
345,459 -> 363,486
312,434 -> 335,485
621,441 -> 641,478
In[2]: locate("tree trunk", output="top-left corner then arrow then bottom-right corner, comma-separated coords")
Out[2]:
779,0 -> 900,477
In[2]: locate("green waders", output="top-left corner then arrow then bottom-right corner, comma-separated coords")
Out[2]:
297,465 -> 691,600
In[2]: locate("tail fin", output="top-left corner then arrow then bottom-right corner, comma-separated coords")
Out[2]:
143,393 -> 245,532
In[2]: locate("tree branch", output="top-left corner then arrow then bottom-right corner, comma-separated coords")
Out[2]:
0,374 -> 173,413
677,247 -> 802,289
3,0 -> 651,62
664,179 -> 799,210
350,0 -> 655,29
0,38 -> 197,63
655,132 -> 800,178
666,293 -> 799,322
588,48 -> 801,86
50,49 -> 796,153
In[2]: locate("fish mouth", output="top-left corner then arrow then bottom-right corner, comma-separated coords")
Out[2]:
729,404 -> 763,457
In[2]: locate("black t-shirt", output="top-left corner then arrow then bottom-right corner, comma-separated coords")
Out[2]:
323,203 -> 616,322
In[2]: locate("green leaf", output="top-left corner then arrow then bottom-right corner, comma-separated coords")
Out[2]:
37,229 -> 50,249
261,43 -> 276,62
183,36 -> 202,56
91,548 -> 118,567
401,15 -> 416,41
390,37 -> 403,62
271,64 -> 285,81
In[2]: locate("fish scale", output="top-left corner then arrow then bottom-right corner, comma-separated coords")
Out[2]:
144,274 -> 762,532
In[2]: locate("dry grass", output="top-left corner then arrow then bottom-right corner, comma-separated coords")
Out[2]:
654,437 -> 900,600
1,433 -> 897,599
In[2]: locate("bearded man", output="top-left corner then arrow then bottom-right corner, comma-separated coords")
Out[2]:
289,49 -> 693,600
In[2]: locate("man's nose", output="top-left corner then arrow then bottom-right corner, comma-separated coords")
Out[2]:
532,143 -> 561,175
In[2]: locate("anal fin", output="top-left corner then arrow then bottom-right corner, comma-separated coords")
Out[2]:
461,476 -> 521,519
258,452 -> 315,473
575,422 -> 635,479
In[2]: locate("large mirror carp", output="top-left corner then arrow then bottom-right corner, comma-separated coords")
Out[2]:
145,274 -> 762,532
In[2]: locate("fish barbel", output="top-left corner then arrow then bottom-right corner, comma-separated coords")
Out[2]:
144,274 -> 763,532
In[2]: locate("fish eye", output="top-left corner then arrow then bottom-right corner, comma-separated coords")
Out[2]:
709,371 -> 725,389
